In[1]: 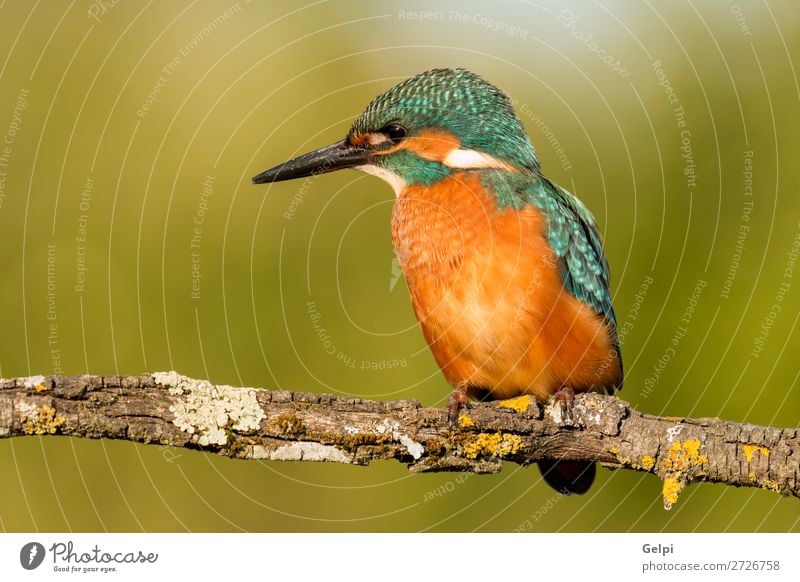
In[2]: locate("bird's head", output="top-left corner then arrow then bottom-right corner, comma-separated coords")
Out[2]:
252,68 -> 539,194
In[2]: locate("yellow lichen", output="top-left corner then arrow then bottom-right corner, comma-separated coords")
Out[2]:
458,415 -> 475,428
607,445 -> 633,465
683,439 -> 700,457
34,383 -> 48,392
463,433 -> 500,458
498,395 -> 532,413
661,439 -> 707,472
747,471 -> 781,492
498,434 -> 522,456
641,455 -> 656,471
462,433 -> 522,459
662,476 -> 684,510
760,479 -> 781,492
275,413 -> 305,436
20,405 -> 65,435
742,444 -> 769,462
658,439 -> 708,509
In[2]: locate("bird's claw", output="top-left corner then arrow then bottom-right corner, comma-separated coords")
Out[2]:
554,385 -> 575,425
446,386 -> 469,428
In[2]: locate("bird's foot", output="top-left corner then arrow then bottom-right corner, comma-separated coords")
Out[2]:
553,385 -> 575,425
446,386 -> 470,428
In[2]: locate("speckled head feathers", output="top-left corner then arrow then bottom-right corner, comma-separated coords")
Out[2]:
350,68 -> 539,172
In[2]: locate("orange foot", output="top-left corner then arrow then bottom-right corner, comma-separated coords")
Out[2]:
554,385 -> 575,424
446,385 -> 470,427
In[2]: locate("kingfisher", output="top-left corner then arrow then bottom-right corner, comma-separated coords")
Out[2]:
253,68 -> 622,494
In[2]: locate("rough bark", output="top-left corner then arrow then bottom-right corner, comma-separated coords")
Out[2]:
1,371 -> 797,508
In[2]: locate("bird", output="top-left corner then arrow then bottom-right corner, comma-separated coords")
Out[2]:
252,68 -> 623,494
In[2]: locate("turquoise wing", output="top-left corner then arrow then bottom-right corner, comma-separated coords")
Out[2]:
536,176 -> 623,389
534,177 -> 616,325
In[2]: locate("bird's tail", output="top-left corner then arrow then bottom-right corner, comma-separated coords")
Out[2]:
537,459 -> 596,495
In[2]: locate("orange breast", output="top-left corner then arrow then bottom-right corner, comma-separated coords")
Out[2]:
391,172 -> 620,402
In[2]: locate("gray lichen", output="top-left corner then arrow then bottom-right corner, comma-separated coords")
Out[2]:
155,371 -> 266,447
21,375 -> 46,389
376,418 -> 424,460
251,442 -> 353,463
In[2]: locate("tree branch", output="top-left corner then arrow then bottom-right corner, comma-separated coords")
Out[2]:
1,371 -> 797,508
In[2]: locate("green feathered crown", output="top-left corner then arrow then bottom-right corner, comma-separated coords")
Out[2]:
350,68 -> 539,172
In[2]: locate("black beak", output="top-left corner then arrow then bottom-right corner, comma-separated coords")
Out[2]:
252,140 -> 370,184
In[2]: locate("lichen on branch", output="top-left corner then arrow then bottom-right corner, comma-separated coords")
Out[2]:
1,371 -> 798,509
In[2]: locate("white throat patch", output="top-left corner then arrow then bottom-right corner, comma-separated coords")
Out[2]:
442,148 -> 511,170
356,164 -> 407,197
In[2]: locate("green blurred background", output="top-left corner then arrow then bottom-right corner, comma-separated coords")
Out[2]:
0,0 -> 798,532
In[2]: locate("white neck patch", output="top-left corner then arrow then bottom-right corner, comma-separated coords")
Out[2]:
356,148 -> 510,196
442,148 -> 512,170
356,164 -> 407,197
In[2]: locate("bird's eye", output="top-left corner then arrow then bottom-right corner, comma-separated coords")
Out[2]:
381,124 -> 407,144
